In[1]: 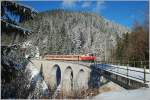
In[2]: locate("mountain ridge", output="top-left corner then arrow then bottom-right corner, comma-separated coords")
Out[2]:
21,9 -> 130,60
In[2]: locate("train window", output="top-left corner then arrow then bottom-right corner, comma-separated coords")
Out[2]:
68,55 -> 70,57
89,54 -> 94,56
92,54 -> 94,56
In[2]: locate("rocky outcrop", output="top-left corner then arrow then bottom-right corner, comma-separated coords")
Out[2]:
1,45 -> 50,99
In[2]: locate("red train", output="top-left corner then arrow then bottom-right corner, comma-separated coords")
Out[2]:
44,54 -> 96,61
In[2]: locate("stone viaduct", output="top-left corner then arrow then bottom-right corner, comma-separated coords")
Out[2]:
31,59 -> 93,94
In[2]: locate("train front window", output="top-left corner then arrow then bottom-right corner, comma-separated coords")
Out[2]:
89,53 -> 93,56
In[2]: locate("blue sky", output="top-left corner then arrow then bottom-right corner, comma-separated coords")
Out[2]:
18,1 -> 149,29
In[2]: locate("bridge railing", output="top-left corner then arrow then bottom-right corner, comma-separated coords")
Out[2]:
94,60 -> 150,83
95,60 -> 149,68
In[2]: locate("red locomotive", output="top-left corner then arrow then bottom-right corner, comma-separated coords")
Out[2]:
44,53 -> 96,61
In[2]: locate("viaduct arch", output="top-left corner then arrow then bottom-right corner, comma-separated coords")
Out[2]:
50,64 -> 61,90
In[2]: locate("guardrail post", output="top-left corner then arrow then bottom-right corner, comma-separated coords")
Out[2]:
141,61 -> 143,68
126,62 -> 129,86
127,63 -> 129,77
144,65 -> 146,83
117,61 -> 119,73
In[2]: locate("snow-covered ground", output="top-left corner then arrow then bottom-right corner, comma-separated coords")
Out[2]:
96,64 -> 150,83
93,81 -> 150,100
94,87 -> 150,100
53,84 -> 62,98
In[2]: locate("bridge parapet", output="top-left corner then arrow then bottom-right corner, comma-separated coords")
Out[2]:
93,63 -> 150,89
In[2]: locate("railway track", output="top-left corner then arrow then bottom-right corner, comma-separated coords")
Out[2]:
53,60 -> 94,68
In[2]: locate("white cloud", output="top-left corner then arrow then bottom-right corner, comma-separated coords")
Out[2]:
62,0 -> 76,8
82,1 -> 91,8
61,0 -> 106,14
93,1 -> 105,14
